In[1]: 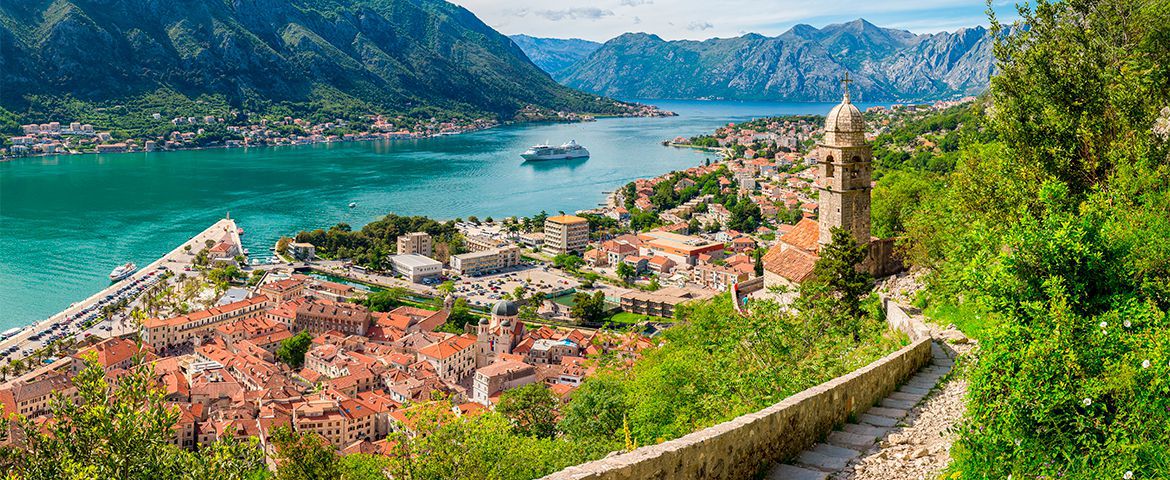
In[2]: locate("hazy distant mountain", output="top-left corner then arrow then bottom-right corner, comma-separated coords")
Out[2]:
0,0 -> 624,122
556,19 -> 997,102
509,34 -> 601,76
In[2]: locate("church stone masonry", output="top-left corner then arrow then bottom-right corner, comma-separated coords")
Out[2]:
816,74 -> 873,248
761,74 -> 902,288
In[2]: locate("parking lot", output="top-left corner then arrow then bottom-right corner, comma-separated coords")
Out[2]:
453,264 -> 581,308
0,270 -> 163,364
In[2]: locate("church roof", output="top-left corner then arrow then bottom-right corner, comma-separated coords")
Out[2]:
778,217 -> 820,253
492,300 -> 518,317
823,77 -> 866,147
762,246 -> 819,284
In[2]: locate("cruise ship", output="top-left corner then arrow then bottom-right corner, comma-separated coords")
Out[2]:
520,140 -> 590,161
108,262 -> 137,282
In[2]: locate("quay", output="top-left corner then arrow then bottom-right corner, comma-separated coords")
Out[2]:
0,218 -> 243,366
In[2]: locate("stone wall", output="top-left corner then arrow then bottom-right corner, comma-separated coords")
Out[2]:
541,298 -> 931,480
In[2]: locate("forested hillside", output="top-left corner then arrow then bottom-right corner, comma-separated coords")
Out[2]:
0,0 -> 624,127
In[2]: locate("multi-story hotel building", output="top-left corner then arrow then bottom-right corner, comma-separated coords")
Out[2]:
543,215 -> 589,256
450,245 -> 521,276
396,232 -> 433,257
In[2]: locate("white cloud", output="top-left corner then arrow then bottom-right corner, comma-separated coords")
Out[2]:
533,7 -> 615,21
451,0 -> 1017,42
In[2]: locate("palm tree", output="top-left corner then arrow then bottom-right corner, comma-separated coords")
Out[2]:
0,364 -> 10,381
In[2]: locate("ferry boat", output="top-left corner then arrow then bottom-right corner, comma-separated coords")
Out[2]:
520,140 -> 590,161
108,262 -> 137,282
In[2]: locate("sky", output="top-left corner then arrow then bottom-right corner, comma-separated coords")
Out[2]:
449,0 -> 1021,42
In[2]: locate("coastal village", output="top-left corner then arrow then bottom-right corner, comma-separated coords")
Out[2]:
0,102 -> 672,158
0,95 -> 966,461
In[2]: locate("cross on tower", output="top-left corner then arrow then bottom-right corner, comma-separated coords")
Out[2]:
841,72 -> 853,102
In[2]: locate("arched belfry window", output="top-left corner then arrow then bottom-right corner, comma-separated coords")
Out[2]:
825,156 -> 835,177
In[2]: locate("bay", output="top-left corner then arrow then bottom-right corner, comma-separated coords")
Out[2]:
0,99 -> 882,328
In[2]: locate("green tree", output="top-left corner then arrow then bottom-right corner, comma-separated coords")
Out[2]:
271,427 -> 340,480
559,374 -> 629,447
615,262 -> 636,283
276,331 -> 313,369
364,287 -> 409,312
552,253 -> 583,271
338,454 -> 392,480
797,227 -> 871,340
569,291 -> 607,323
496,383 -> 560,439
0,358 -> 266,479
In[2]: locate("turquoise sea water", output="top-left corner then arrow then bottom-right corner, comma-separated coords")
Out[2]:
0,100 -> 882,328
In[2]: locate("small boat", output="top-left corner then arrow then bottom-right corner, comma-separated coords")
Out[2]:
349,202 -> 357,208
108,262 -> 137,282
238,227 -> 245,236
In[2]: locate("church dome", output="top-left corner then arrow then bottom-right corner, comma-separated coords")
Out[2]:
823,99 -> 866,147
492,299 -> 518,317
478,317 -> 489,326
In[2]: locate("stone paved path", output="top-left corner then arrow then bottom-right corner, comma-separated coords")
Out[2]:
766,342 -> 957,480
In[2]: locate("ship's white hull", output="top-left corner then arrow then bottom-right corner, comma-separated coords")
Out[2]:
521,151 -> 590,161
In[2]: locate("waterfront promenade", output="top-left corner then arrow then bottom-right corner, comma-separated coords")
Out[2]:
0,218 -> 242,366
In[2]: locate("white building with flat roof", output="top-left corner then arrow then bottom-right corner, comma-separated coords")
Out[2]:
388,254 -> 443,283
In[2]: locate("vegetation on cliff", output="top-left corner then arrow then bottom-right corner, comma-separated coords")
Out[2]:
868,0 -> 1170,476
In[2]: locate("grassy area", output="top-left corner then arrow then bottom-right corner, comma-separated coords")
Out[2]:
606,312 -> 670,324
922,299 -> 997,342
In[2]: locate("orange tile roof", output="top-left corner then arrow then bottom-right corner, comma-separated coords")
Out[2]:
779,217 -> 820,253
762,246 -> 818,284
417,335 -> 476,360
144,296 -> 267,329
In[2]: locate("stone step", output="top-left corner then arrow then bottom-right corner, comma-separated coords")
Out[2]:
881,398 -> 916,410
796,450 -> 849,472
898,385 -> 930,396
842,423 -> 888,437
859,413 -> 899,427
889,391 -> 925,403
866,406 -> 909,419
767,464 -> 828,480
906,379 -> 938,390
912,374 -> 944,385
812,442 -> 862,460
827,430 -> 878,450
932,358 -> 955,367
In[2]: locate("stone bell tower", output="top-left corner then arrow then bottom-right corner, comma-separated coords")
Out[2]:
816,73 -> 872,247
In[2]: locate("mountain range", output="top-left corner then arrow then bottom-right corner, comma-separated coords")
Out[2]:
507,35 -> 601,76
516,19 -> 997,102
0,0 -> 623,123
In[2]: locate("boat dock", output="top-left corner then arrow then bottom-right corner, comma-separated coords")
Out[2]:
0,218 -> 243,367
